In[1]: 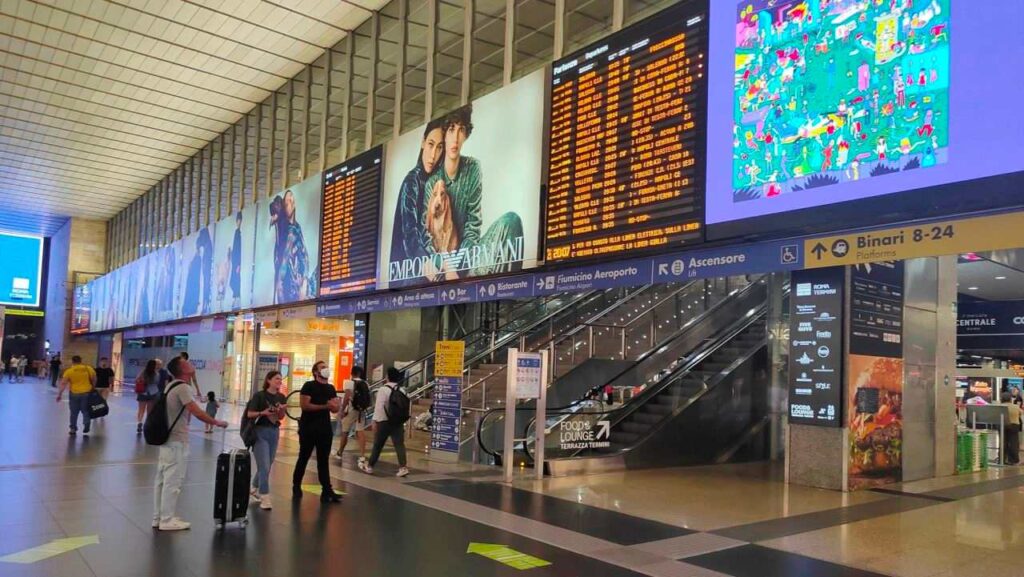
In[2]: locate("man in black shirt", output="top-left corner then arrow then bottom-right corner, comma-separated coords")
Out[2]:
94,357 -> 115,401
291,360 -> 343,503
49,353 -> 61,388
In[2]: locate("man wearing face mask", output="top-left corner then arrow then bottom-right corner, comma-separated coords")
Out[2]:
291,360 -> 343,503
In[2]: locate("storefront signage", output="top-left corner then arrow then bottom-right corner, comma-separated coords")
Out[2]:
431,341 -> 465,457
957,300 -> 1024,349
557,418 -> 611,451
281,305 -> 317,320
804,211 -> 1024,268
787,267 -> 844,427
849,262 -> 904,358
253,310 -> 279,324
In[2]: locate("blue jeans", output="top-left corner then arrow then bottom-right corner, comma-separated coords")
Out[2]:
251,426 -> 279,495
69,393 -> 91,431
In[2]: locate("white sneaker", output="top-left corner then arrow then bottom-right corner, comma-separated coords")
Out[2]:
396,467 -> 409,478
357,456 -> 367,466
158,518 -> 191,531
358,461 -> 373,475
259,495 -> 272,510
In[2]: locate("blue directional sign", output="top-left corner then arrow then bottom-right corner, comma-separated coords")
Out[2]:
430,376 -> 463,453
652,241 -> 802,283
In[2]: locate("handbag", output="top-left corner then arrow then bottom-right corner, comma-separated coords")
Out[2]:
134,374 -> 146,395
239,391 -> 262,447
88,390 -> 109,419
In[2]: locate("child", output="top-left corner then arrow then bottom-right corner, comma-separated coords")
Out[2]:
204,391 -> 220,433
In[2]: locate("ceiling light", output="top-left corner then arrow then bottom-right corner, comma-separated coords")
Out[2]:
967,286 -> 979,291
996,276 -> 1007,280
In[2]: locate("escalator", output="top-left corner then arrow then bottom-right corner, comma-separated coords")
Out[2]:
475,278 -> 778,474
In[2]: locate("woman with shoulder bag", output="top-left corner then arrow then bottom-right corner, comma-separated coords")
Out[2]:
135,359 -> 164,434
246,371 -> 287,510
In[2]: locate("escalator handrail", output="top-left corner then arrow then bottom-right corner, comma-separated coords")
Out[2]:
528,304 -> 769,462
546,280 -> 701,342
457,284 -> 653,394
370,290 -> 602,401
468,278 -> 768,455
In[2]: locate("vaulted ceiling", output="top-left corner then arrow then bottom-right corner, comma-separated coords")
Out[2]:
0,0 -> 386,236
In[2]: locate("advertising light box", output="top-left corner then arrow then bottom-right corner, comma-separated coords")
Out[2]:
0,232 -> 44,307
707,0 -> 1024,238
253,173 -> 323,307
379,70 -> 545,289
211,204 -> 257,313
544,0 -> 710,265
320,146 -> 383,297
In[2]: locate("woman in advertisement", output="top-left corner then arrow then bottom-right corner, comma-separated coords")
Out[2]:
389,117 -> 445,282
420,106 -> 523,281
182,228 -> 213,317
269,190 -> 312,303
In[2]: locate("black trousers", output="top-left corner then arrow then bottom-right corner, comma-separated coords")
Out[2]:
292,427 -> 333,490
368,421 -> 407,467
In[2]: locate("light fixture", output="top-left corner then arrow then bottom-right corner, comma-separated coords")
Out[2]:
967,286 -> 979,291
996,276 -> 1007,280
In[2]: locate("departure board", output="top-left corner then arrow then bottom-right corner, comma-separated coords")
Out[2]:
319,146 -> 383,297
545,0 -> 709,264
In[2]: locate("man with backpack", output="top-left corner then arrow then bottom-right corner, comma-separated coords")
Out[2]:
150,356 -> 227,531
359,367 -> 410,477
336,365 -> 371,466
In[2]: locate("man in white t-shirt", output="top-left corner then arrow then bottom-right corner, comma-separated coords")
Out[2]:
153,356 -> 227,531
336,366 -> 371,466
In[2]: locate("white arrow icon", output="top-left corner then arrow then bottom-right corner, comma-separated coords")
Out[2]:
658,263 -> 668,275
596,420 -> 610,440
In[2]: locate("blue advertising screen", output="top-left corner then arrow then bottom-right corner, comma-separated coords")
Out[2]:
706,0 -> 1024,238
0,232 -> 44,307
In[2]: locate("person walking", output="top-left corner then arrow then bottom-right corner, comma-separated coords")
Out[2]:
94,357 -> 114,401
335,365 -> 371,466
359,367 -> 410,478
16,355 -> 27,382
135,359 -> 164,434
49,353 -> 62,388
153,356 -> 227,531
6,356 -> 15,383
291,360 -> 343,503
203,391 -> 220,434
246,371 -> 287,510
56,355 -> 97,436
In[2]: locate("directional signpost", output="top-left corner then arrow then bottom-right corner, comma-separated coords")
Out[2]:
504,348 -> 549,483
431,341 -> 465,462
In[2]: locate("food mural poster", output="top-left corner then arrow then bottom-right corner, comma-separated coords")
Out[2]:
847,261 -> 905,490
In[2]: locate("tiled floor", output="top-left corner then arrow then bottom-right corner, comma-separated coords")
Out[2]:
5,378 -> 1024,577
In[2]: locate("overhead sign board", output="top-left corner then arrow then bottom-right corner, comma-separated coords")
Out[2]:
804,212 -> 1024,268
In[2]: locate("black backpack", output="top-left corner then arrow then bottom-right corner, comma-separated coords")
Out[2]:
144,381 -> 187,446
351,378 -> 372,412
384,384 -> 411,425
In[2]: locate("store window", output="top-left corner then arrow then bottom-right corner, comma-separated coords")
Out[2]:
256,317 -> 356,396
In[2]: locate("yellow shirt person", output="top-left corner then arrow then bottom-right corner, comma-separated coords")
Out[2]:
56,355 -> 99,436
64,363 -> 97,394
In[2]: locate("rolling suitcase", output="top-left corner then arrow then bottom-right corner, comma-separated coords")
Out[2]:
214,433 -> 251,529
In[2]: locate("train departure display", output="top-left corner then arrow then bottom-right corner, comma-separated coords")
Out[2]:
544,0 -> 709,264
319,146 -> 384,297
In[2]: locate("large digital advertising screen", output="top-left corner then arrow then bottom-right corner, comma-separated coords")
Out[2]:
253,173 -> 322,307
211,204 -> 257,313
544,0 -> 709,265
706,0 -> 1024,238
320,146 -> 383,297
378,70 -> 545,289
70,283 -> 90,334
176,224 -> 217,319
0,232 -> 44,307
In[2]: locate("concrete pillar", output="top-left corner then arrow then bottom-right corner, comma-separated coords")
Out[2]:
44,218 -> 108,364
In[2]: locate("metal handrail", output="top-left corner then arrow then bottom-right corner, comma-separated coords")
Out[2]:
526,308 -> 769,463
465,278 -> 768,455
